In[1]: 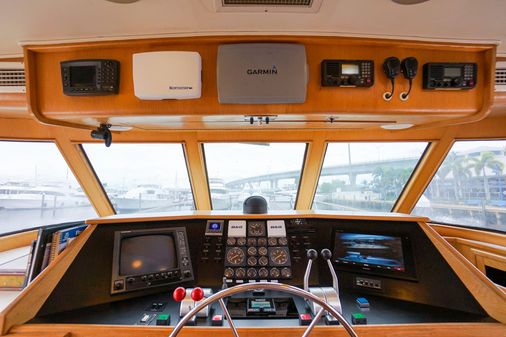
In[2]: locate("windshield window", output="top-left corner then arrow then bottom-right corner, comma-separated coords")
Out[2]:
313,142 -> 428,212
82,143 -> 194,214
0,141 -> 96,235
413,140 -> 506,232
203,143 -> 307,210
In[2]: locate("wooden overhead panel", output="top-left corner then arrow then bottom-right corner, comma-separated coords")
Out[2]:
23,36 -> 495,130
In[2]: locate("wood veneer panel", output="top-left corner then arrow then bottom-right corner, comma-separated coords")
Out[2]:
7,322 -> 506,337
23,36 -> 495,129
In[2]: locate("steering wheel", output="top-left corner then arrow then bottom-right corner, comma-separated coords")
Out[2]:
169,281 -> 358,337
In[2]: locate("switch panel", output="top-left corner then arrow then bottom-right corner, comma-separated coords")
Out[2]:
355,276 -> 382,290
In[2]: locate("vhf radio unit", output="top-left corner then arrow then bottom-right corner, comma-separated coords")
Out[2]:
321,60 -> 374,87
423,63 -> 476,90
61,59 -> 120,96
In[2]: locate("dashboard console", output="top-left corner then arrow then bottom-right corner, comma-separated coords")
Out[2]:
31,215 -> 491,327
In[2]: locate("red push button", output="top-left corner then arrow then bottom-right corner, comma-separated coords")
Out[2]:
299,313 -> 312,326
212,314 -> 223,326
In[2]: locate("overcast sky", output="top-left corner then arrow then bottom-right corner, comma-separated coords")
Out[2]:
0,140 -> 504,190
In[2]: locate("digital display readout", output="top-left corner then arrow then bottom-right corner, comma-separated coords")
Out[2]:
444,67 -> 462,77
341,64 -> 360,75
70,66 -> 96,87
209,222 -> 221,231
334,232 -> 405,271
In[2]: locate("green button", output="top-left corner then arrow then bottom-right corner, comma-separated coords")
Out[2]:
158,314 -> 169,320
352,313 -> 365,319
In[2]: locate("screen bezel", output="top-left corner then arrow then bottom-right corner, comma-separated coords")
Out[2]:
63,60 -> 101,89
332,229 -> 418,281
112,227 -> 183,279
118,233 -> 178,276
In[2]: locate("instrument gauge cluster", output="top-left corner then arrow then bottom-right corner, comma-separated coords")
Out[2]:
223,219 -> 292,282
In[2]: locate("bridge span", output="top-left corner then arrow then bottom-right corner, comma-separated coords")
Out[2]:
225,157 -> 418,189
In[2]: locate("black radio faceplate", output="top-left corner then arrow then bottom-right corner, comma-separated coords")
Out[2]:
61,59 -> 119,96
423,62 -> 477,90
321,60 -> 374,87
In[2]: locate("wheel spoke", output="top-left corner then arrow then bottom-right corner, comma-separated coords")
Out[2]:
301,307 -> 324,337
218,298 -> 240,337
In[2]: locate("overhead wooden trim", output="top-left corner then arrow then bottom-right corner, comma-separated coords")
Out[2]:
419,221 -> 506,323
23,35 -> 496,131
0,225 -> 96,335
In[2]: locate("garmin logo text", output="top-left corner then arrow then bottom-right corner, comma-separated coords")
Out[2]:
247,66 -> 278,75
169,86 -> 193,90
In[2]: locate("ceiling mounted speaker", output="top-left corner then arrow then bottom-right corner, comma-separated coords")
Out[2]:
215,0 -> 323,13
391,0 -> 430,4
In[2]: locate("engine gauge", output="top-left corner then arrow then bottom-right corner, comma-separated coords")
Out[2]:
278,237 -> 288,246
258,246 -> 268,256
247,246 -> 257,256
225,247 -> 245,266
258,267 -> 269,279
269,247 -> 290,266
257,238 -> 267,246
224,268 -> 235,278
226,237 -> 237,246
247,238 -> 257,246
247,221 -> 266,237
236,237 -> 246,246
235,268 -> 246,279
268,238 -> 278,246
281,267 -> 292,279
247,256 -> 258,266
247,268 -> 257,279
258,256 -> 269,266
270,267 -> 280,278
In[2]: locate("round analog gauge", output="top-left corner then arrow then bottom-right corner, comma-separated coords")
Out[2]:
224,268 -> 234,278
278,237 -> 288,246
226,247 -> 245,266
236,237 -> 247,246
247,246 -> 257,256
248,221 -> 266,236
258,247 -> 268,256
235,268 -> 246,279
281,267 -> 292,279
257,238 -> 267,246
247,268 -> 257,278
258,256 -> 269,266
247,256 -> 257,266
270,248 -> 289,265
247,238 -> 257,246
258,267 -> 269,279
268,238 -> 278,246
270,268 -> 280,278
226,237 -> 236,246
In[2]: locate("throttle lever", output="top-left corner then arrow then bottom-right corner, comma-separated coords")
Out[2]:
304,249 -> 318,292
321,249 -> 339,294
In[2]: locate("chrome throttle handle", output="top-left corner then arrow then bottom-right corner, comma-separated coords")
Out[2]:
304,249 -> 318,292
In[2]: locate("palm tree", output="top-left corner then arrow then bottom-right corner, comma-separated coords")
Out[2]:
441,152 -> 471,200
468,151 -> 504,201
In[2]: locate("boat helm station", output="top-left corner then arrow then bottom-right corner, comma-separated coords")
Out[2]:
0,1 -> 505,337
